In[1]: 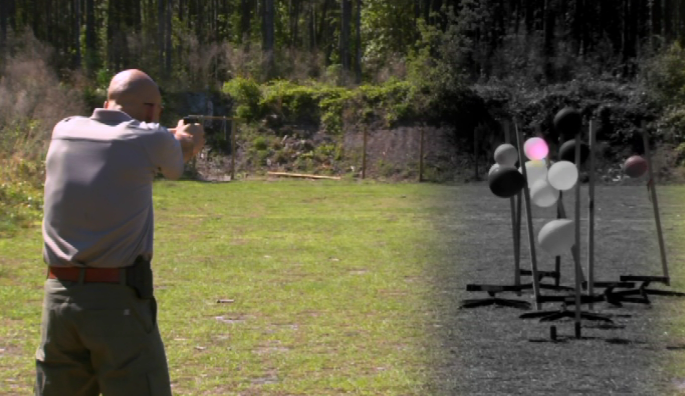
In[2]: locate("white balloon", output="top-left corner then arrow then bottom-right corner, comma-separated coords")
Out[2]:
538,219 -> 575,256
530,178 -> 560,208
494,144 -> 518,166
488,163 -> 500,176
519,160 -> 547,186
548,161 -> 579,191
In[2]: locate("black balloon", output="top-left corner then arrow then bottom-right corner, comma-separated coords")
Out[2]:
559,139 -> 590,164
489,166 -> 525,198
554,107 -> 582,139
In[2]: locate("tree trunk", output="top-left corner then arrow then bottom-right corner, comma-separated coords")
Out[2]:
340,0 -> 352,78
165,0 -> 173,76
241,0 -> 252,45
652,0 -> 661,47
309,1 -> 316,50
355,0 -> 362,84
158,0 -> 165,76
543,0 -> 555,80
573,0 -> 583,56
74,0 -> 81,68
291,0 -> 301,46
0,0 -> 7,52
85,0 -> 96,74
263,0 -> 275,77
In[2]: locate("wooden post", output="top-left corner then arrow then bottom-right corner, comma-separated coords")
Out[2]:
419,126 -> 425,182
642,122 -> 670,283
587,120 -> 597,309
514,119 -> 543,310
230,118 -> 236,181
361,126 -> 368,180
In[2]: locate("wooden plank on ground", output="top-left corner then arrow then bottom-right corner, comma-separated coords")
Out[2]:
267,172 -> 341,180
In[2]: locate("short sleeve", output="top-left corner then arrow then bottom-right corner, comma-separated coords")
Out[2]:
143,125 -> 185,180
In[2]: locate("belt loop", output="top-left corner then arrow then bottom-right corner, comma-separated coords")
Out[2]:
78,267 -> 86,284
120,267 -> 127,285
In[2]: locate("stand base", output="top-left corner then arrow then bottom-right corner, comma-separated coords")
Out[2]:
520,308 -> 613,323
460,297 -> 531,309
601,276 -> 685,305
460,284 -> 531,310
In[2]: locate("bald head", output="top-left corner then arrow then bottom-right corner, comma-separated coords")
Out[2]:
104,70 -> 162,123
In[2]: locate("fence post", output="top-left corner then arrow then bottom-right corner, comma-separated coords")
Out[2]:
361,126 -> 367,180
230,118 -> 236,181
419,126 -> 425,182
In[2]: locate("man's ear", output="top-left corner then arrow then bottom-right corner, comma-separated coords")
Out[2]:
103,101 -> 109,109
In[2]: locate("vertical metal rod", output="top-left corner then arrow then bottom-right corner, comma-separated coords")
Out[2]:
514,119 -> 542,310
573,130 -> 583,333
587,120 -> 597,310
642,122 -> 670,283
504,121 -> 520,288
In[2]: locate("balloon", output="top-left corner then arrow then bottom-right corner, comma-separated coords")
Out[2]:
494,144 -> 518,166
559,139 -> 590,165
554,107 -> 582,139
538,219 -> 576,256
530,178 -> 560,208
488,163 -> 500,176
489,166 -> 526,198
623,155 -> 648,178
523,137 -> 549,160
519,160 -> 547,186
548,161 -> 579,191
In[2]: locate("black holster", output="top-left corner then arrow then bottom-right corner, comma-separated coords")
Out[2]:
126,256 -> 154,299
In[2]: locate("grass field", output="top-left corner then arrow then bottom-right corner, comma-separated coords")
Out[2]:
2,179 -> 685,395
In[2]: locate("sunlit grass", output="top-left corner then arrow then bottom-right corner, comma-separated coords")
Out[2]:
0,179 -> 446,395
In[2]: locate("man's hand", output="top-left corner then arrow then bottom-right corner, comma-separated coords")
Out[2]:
170,119 -> 205,163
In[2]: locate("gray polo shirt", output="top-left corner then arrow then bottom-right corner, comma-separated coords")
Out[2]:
42,109 -> 184,268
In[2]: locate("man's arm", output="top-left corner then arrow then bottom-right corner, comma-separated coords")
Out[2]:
168,120 -> 206,163
145,121 -> 203,180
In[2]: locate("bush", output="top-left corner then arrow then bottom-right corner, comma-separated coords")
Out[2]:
643,42 -> 685,108
222,77 -> 264,122
0,30 -> 86,232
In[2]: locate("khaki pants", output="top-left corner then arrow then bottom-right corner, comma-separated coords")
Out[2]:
35,277 -> 172,396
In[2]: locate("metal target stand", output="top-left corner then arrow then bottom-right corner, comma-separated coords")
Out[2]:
460,121 -> 571,311
588,121 -> 685,305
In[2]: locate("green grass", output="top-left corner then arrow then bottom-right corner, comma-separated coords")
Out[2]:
6,180 -> 685,395
0,179 -> 446,395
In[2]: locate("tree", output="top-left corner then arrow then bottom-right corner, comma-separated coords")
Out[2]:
340,0 -> 352,79
262,0 -> 275,77
355,0 -> 362,83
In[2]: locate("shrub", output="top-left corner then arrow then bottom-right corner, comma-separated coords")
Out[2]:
643,42 -> 685,108
222,77 -> 264,122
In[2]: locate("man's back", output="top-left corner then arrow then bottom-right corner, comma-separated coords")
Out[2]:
42,109 -> 184,269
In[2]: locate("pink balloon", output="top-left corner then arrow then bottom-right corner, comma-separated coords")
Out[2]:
524,137 -> 549,161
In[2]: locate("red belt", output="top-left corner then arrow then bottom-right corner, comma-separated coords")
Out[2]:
48,266 -> 122,283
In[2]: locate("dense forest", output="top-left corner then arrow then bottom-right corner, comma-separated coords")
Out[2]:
2,1 -> 685,86
3,1 -> 685,232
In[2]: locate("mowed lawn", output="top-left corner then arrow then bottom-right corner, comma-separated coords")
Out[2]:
4,180 -> 685,395
0,179 -> 446,395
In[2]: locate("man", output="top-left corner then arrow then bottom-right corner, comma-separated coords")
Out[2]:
35,69 -> 204,395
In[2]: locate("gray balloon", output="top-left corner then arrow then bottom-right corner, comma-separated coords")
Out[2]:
494,143 -> 518,166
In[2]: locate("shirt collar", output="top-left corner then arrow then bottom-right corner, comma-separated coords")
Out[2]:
90,108 -> 134,123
